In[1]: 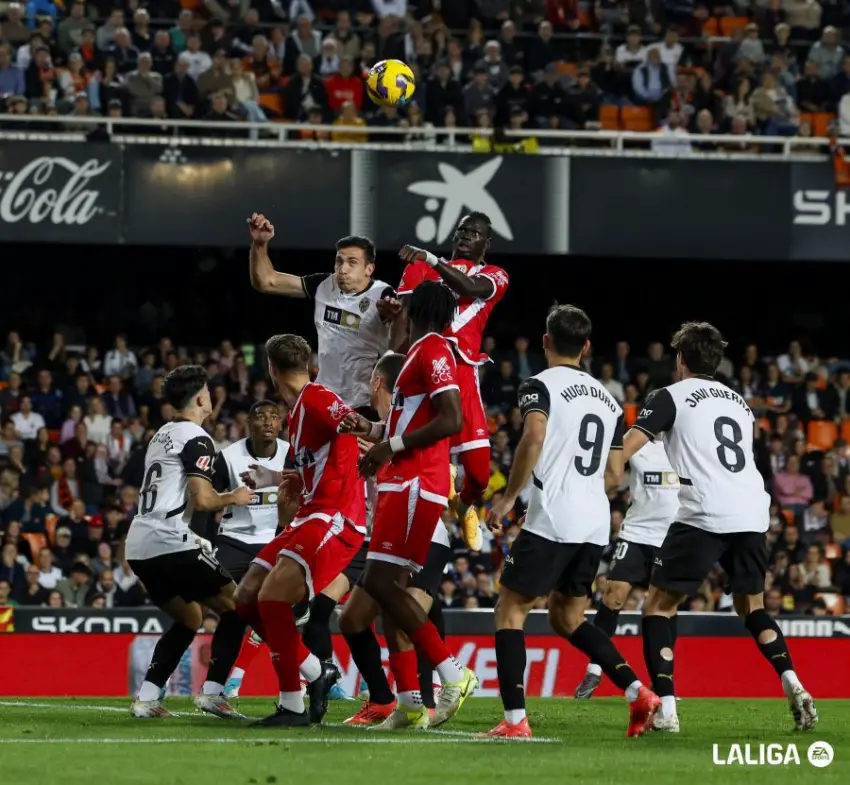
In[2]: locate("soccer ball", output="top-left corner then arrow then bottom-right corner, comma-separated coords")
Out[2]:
366,59 -> 416,108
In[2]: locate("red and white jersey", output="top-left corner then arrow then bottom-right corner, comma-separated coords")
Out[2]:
397,259 -> 509,366
378,333 -> 459,500
288,383 -> 366,532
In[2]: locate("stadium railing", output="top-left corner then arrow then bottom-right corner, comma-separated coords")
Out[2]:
0,113 -> 833,158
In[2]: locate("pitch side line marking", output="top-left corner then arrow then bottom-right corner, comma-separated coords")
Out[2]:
0,737 -> 555,745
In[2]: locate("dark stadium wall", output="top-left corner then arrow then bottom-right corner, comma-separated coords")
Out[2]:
5,245 -> 850,357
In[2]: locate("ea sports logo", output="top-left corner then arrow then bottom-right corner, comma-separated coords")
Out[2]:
807,742 -> 834,768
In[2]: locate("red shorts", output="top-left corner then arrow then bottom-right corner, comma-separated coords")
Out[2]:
253,515 -> 363,599
368,480 -> 446,572
451,361 -> 489,455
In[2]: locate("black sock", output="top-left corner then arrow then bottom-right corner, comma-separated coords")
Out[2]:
593,602 -> 620,637
303,593 -> 337,662
418,601 -> 444,707
569,621 -> 638,693
670,614 -> 678,648
144,622 -> 197,688
495,629 -> 526,712
744,609 -> 795,677
642,615 -> 675,697
344,628 -> 395,705
206,610 -> 247,685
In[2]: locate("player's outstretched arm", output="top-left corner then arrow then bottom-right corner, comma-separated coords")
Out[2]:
605,448 -> 625,493
247,212 -> 306,298
399,245 -> 495,299
187,476 -> 255,512
339,412 -> 385,442
622,428 -> 650,463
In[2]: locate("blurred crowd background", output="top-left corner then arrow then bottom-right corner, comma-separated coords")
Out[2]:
1,328 -> 849,617
2,0 -> 849,149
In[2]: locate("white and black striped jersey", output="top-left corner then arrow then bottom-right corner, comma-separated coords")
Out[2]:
632,376 -> 769,534
620,439 -> 679,548
125,420 -> 216,560
518,365 -> 624,546
303,273 -> 394,410
215,437 -> 290,546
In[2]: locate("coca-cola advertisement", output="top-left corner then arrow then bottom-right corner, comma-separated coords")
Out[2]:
0,143 -> 121,243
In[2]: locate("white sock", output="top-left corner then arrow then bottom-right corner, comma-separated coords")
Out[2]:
398,690 -> 423,710
586,663 -> 602,677
229,667 -> 245,681
781,670 -> 803,699
432,670 -> 440,687
202,680 -> 224,696
661,695 -> 677,716
435,656 -> 463,684
625,680 -> 642,703
279,690 -> 305,714
138,681 -> 161,702
504,708 -> 526,724
299,651 -> 322,683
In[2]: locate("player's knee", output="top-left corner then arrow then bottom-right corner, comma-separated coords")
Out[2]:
338,606 -> 362,636
643,586 -> 680,617
547,595 -> 584,637
603,582 -> 629,611
494,594 -> 527,630
361,570 -> 387,603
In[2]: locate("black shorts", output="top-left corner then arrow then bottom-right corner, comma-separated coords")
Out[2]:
500,528 -> 603,599
129,548 -> 233,607
215,536 -> 265,584
651,522 -> 769,597
343,540 -> 370,586
409,543 -> 452,594
607,539 -> 658,587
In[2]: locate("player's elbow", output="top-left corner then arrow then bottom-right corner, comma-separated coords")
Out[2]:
442,408 -> 463,437
250,272 -> 275,293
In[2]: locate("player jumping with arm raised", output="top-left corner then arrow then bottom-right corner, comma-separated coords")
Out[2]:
391,212 -> 509,552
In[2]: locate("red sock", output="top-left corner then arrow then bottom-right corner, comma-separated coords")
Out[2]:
409,621 -> 453,668
459,447 -> 490,506
258,600 -> 301,693
388,650 -> 419,694
236,602 -> 267,640
232,629 -> 266,675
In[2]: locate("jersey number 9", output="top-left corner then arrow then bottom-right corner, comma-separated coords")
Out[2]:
575,414 -> 605,476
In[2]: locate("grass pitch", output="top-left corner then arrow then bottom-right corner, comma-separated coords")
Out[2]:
0,698 -> 847,785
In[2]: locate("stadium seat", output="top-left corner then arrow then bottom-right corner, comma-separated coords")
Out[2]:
623,402 -> 638,428
600,105 -> 620,130
258,93 -> 284,117
22,532 -> 48,561
799,112 -> 814,132
702,18 -> 720,36
45,515 -> 58,545
781,509 -> 795,527
621,106 -> 654,132
807,419 -> 838,450
556,61 -> 578,79
720,17 -> 749,37
578,9 -> 593,29
757,417 -> 772,433
0,381 -> 7,390
840,419 -> 850,443
812,112 -> 836,138
47,429 -> 60,444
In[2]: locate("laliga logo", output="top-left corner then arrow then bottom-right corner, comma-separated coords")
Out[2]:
407,158 -> 513,245
712,741 -> 834,767
0,157 -> 111,225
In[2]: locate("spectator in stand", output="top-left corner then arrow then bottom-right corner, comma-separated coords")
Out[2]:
724,76 -> 756,130
331,99 -> 368,142
632,47 -> 671,123
0,543 -> 25,594
315,37 -> 341,77
797,59 -> 830,112
424,58 -> 463,125
0,42 -> 25,96
752,70 -> 799,135
495,64 -> 530,125
463,65 -> 495,124
738,23 -> 766,65
56,561 -> 92,607
774,454 -> 815,513
809,25 -> 844,81
648,27 -> 682,83
326,56 -> 364,114
331,10 -> 361,61
792,371 -> 836,424
476,39 -> 509,91
526,20 -> 558,75
83,397 -> 111,445
149,30 -> 176,78
131,8 -> 153,53
291,14 -> 322,61
11,396 -> 45,442
565,65 -> 601,128
196,49 -> 233,105
530,61 -> 567,127
283,53 -> 328,121
169,9 -> 194,54
126,53 -> 162,117
50,457 -> 80,517
164,54 -> 200,121
103,334 -> 138,380
30,370 -> 62,429
180,34 -> 211,82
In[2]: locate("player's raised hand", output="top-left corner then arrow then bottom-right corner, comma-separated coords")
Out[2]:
278,469 -> 304,504
399,245 -> 427,265
241,463 -> 281,489
358,441 -> 393,478
486,495 -> 516,533
376,296 -> 403,324
247,212 -> 275,244
231,486 -> 257,506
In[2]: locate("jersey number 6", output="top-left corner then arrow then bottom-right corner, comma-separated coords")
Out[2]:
140,462 -> 163,515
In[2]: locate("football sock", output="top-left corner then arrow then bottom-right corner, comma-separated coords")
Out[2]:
419,601 -> 445,707
670,613 -> 678,648
231,630 -> 266,680
410,621 -> 462,682
642,615 -> 675,698
744,609 -> 796,679
206,610 -> 247,687
459,448 -> 490,507
569,621 -> 640,693
259,600 -> 303,709
303,592 -> 337,662
390,650 -> 422,709
298,640 -> 322,683
236,601 -> 267,641
343,627 -> 395,705
661,695 -> 677,717
495,629 -> 526,715
587,602 -> 620,675
140,621 -> 196,695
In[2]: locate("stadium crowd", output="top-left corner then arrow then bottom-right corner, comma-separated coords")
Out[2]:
0,0 -> 849,146
0,329 -> 848,617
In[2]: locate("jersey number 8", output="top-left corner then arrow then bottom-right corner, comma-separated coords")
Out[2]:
713,416 -> 746,473
575,414 -> 605,476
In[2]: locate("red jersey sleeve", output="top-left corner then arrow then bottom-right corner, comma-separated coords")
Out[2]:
419,337 -> 459,399
398,261 -> 438,296
477,265 -> 509,303
308,386 -> 356,435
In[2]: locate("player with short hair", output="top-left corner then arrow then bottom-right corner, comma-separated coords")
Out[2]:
482,305 -> 660,739
574,413 -> 680,707
393,212 -> 509,551
343,281 -> 478,730
188,399 -> 289,700
622,321 -> 818,732
337,351 -> 456,727
248,214 -> 402,696
125,365 -> 255,719
237,334 -> 366,728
